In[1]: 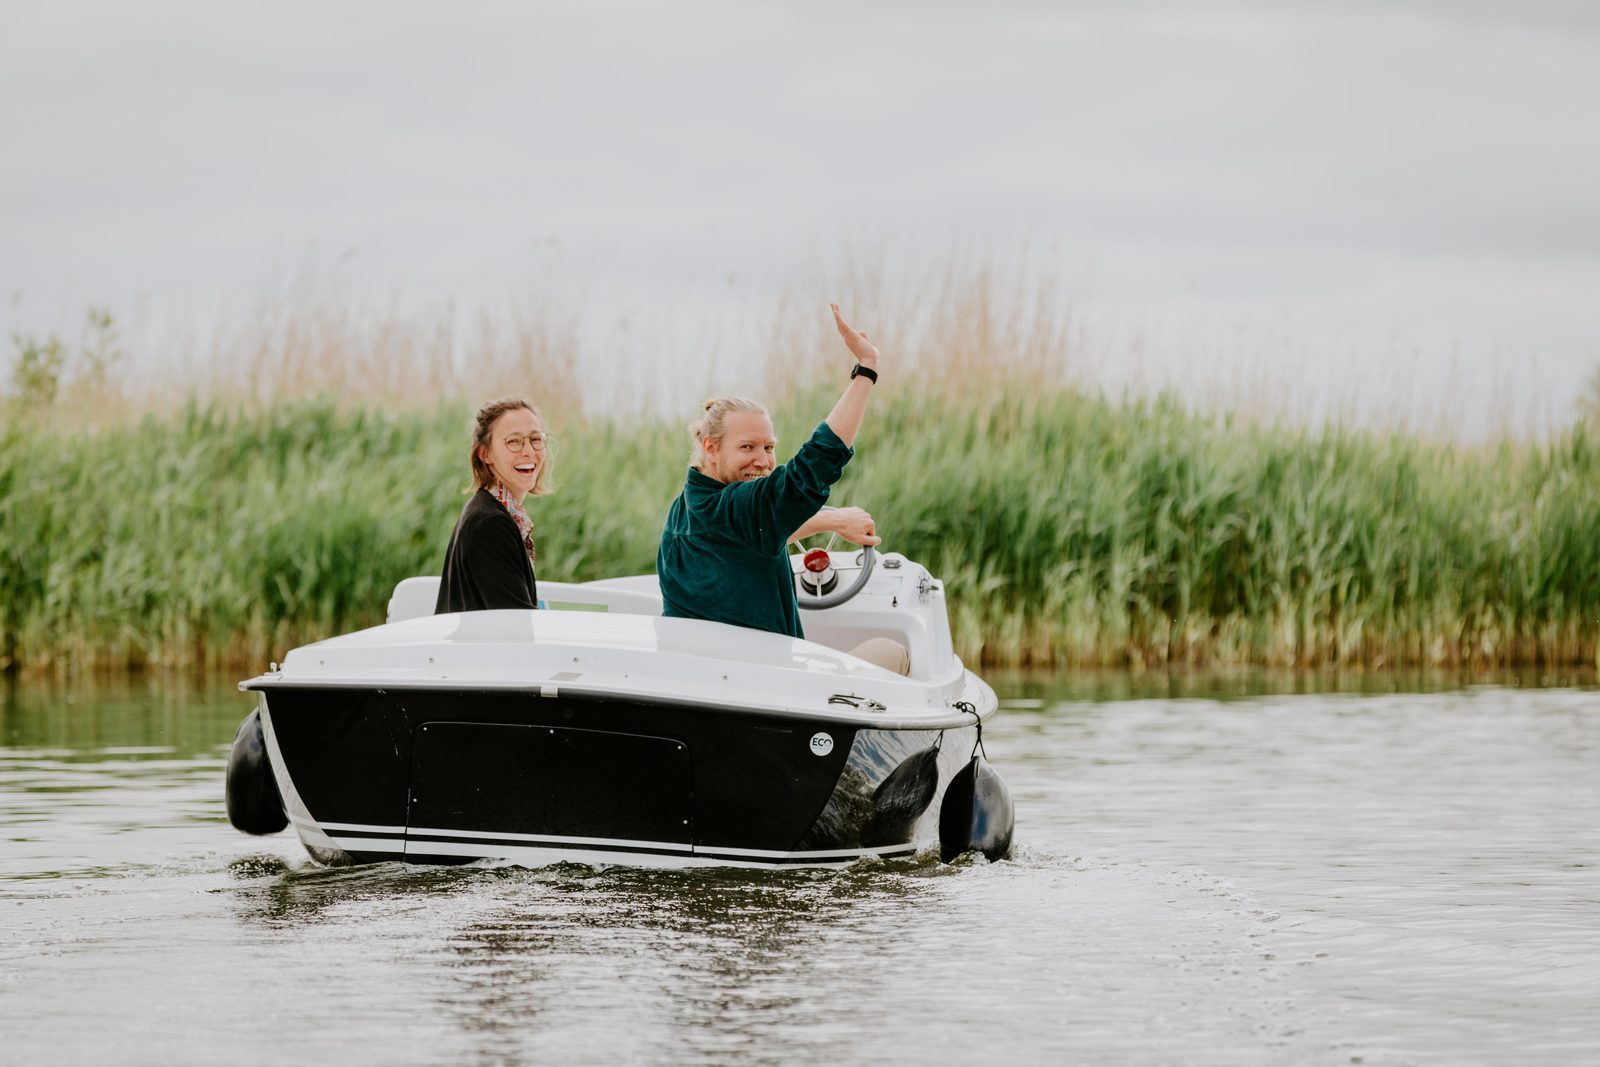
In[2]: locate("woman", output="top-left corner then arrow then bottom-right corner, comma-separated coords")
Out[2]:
657,303 -> 884,641
434,396 -> 551,614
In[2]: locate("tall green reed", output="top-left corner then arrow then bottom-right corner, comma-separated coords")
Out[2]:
2,388 -> 1598,673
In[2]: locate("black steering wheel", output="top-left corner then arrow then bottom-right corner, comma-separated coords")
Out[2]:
790,530 -> 877,610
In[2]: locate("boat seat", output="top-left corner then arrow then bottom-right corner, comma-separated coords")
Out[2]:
387,576 -> 665,624
388,577 -> 442,623
850,636 -> 911,675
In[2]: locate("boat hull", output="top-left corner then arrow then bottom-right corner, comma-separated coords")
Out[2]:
254,686 -> 980,869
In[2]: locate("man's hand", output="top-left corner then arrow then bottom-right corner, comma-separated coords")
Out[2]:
790,505 -> 882,547
827,505 -> 881,546
831,303 -> 879,371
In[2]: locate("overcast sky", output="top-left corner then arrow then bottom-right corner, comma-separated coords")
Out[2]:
3,1 -> 1597,432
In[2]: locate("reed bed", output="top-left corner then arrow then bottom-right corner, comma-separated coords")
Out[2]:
3,386 -> 1598,674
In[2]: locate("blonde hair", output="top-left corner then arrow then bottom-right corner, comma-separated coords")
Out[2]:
690,396 -> 769,469
469,395 -> 554,496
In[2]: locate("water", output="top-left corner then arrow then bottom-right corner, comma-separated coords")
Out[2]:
3,672 -> 1598,1065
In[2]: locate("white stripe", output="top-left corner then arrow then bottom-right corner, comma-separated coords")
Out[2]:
289,813 -> 408,834
310,818 -> 408,834
699,843 -> 917,860
404,840 -> 868,870
405,825 -> 693,852
330,835 -> 407,852
294,818 -> 919,863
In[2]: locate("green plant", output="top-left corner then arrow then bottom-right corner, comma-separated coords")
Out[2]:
3,388 -> 1598,673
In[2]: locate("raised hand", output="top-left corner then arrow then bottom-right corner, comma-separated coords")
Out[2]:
831,303 -> 879,370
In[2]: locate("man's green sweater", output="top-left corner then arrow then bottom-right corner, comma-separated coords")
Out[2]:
657,422 -> 854,638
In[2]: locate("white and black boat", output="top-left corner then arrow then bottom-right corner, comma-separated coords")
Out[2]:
228,548 -> 1013,869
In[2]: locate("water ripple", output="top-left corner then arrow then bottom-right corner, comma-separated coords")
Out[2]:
3,677 -> 1598,1064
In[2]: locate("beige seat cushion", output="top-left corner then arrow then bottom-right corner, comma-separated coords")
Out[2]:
850,636 -> 911,676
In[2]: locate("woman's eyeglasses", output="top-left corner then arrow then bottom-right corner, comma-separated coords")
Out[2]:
503,433 -> 548,452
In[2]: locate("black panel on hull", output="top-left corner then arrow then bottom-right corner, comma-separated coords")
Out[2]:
262,687 -> 861,857
267,689 -> 415,831
685,717 -> 852,849
408,723 -> 693,844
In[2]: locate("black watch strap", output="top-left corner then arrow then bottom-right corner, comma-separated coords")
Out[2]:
850,364 -> 878,384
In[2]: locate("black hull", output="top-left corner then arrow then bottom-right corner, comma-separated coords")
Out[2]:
254,687 -> 977,868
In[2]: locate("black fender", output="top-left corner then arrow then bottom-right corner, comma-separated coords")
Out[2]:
860,744 -> 941,847
226,708 -> 289,835
939,753 -> 1014,863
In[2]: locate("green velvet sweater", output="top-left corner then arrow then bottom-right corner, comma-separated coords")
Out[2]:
657,422 -> 854,638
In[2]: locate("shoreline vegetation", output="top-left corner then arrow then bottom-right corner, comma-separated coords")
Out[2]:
5,369 -> 1599,674
6,282 -> 1600,676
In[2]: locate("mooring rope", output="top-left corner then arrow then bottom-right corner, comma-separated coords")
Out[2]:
954,700 -> 986,759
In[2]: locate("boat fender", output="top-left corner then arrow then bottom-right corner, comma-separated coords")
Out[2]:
938,710 -> 1014,863
225,709 -> 289,835
938,753 -> 1014,863
860,743 -> 941,847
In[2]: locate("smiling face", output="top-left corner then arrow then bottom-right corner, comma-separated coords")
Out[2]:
702,411 -> 777,484
478,407 -> 546,500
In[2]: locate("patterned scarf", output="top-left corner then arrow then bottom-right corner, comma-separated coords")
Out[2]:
489,479 -> 536,568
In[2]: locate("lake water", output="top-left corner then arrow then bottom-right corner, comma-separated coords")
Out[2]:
3,671 -> 1597,1065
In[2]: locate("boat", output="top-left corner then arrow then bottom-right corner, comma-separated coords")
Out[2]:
227,547 -> 1014,869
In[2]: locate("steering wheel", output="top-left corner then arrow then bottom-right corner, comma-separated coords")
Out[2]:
790,521 -> 877,610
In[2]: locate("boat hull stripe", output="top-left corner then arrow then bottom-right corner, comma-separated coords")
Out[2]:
405,826 -> 692,853
398,840 -> 917,868
295,819 -> 918,863
311,819 -> 407,834
330,835 -> 407,852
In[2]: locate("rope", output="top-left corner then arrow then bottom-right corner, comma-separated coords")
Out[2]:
954,700 -> 986,759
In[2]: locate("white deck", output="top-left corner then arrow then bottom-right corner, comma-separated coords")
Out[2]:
245,552 -> 994,729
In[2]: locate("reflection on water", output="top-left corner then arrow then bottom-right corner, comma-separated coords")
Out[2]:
415,863 -> 933,1064
3,671 -> 1599,1064
986,665 -> 1598,704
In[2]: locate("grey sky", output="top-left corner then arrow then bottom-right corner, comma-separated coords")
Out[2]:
3,1 -> 1597,431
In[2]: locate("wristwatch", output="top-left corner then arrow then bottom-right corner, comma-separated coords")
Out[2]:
850,364 -> 878,384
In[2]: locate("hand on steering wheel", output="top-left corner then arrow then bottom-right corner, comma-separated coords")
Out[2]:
789,510 -> 878,609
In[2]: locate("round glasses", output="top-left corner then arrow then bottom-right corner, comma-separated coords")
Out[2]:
503,433 -> 548,452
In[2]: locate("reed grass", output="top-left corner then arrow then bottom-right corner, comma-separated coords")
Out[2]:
3,384 -> 1598,673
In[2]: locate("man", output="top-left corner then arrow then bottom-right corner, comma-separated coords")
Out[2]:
657,303 -> 900,667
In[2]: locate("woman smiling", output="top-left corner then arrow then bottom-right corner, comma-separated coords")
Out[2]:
434,396 -> 551,614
